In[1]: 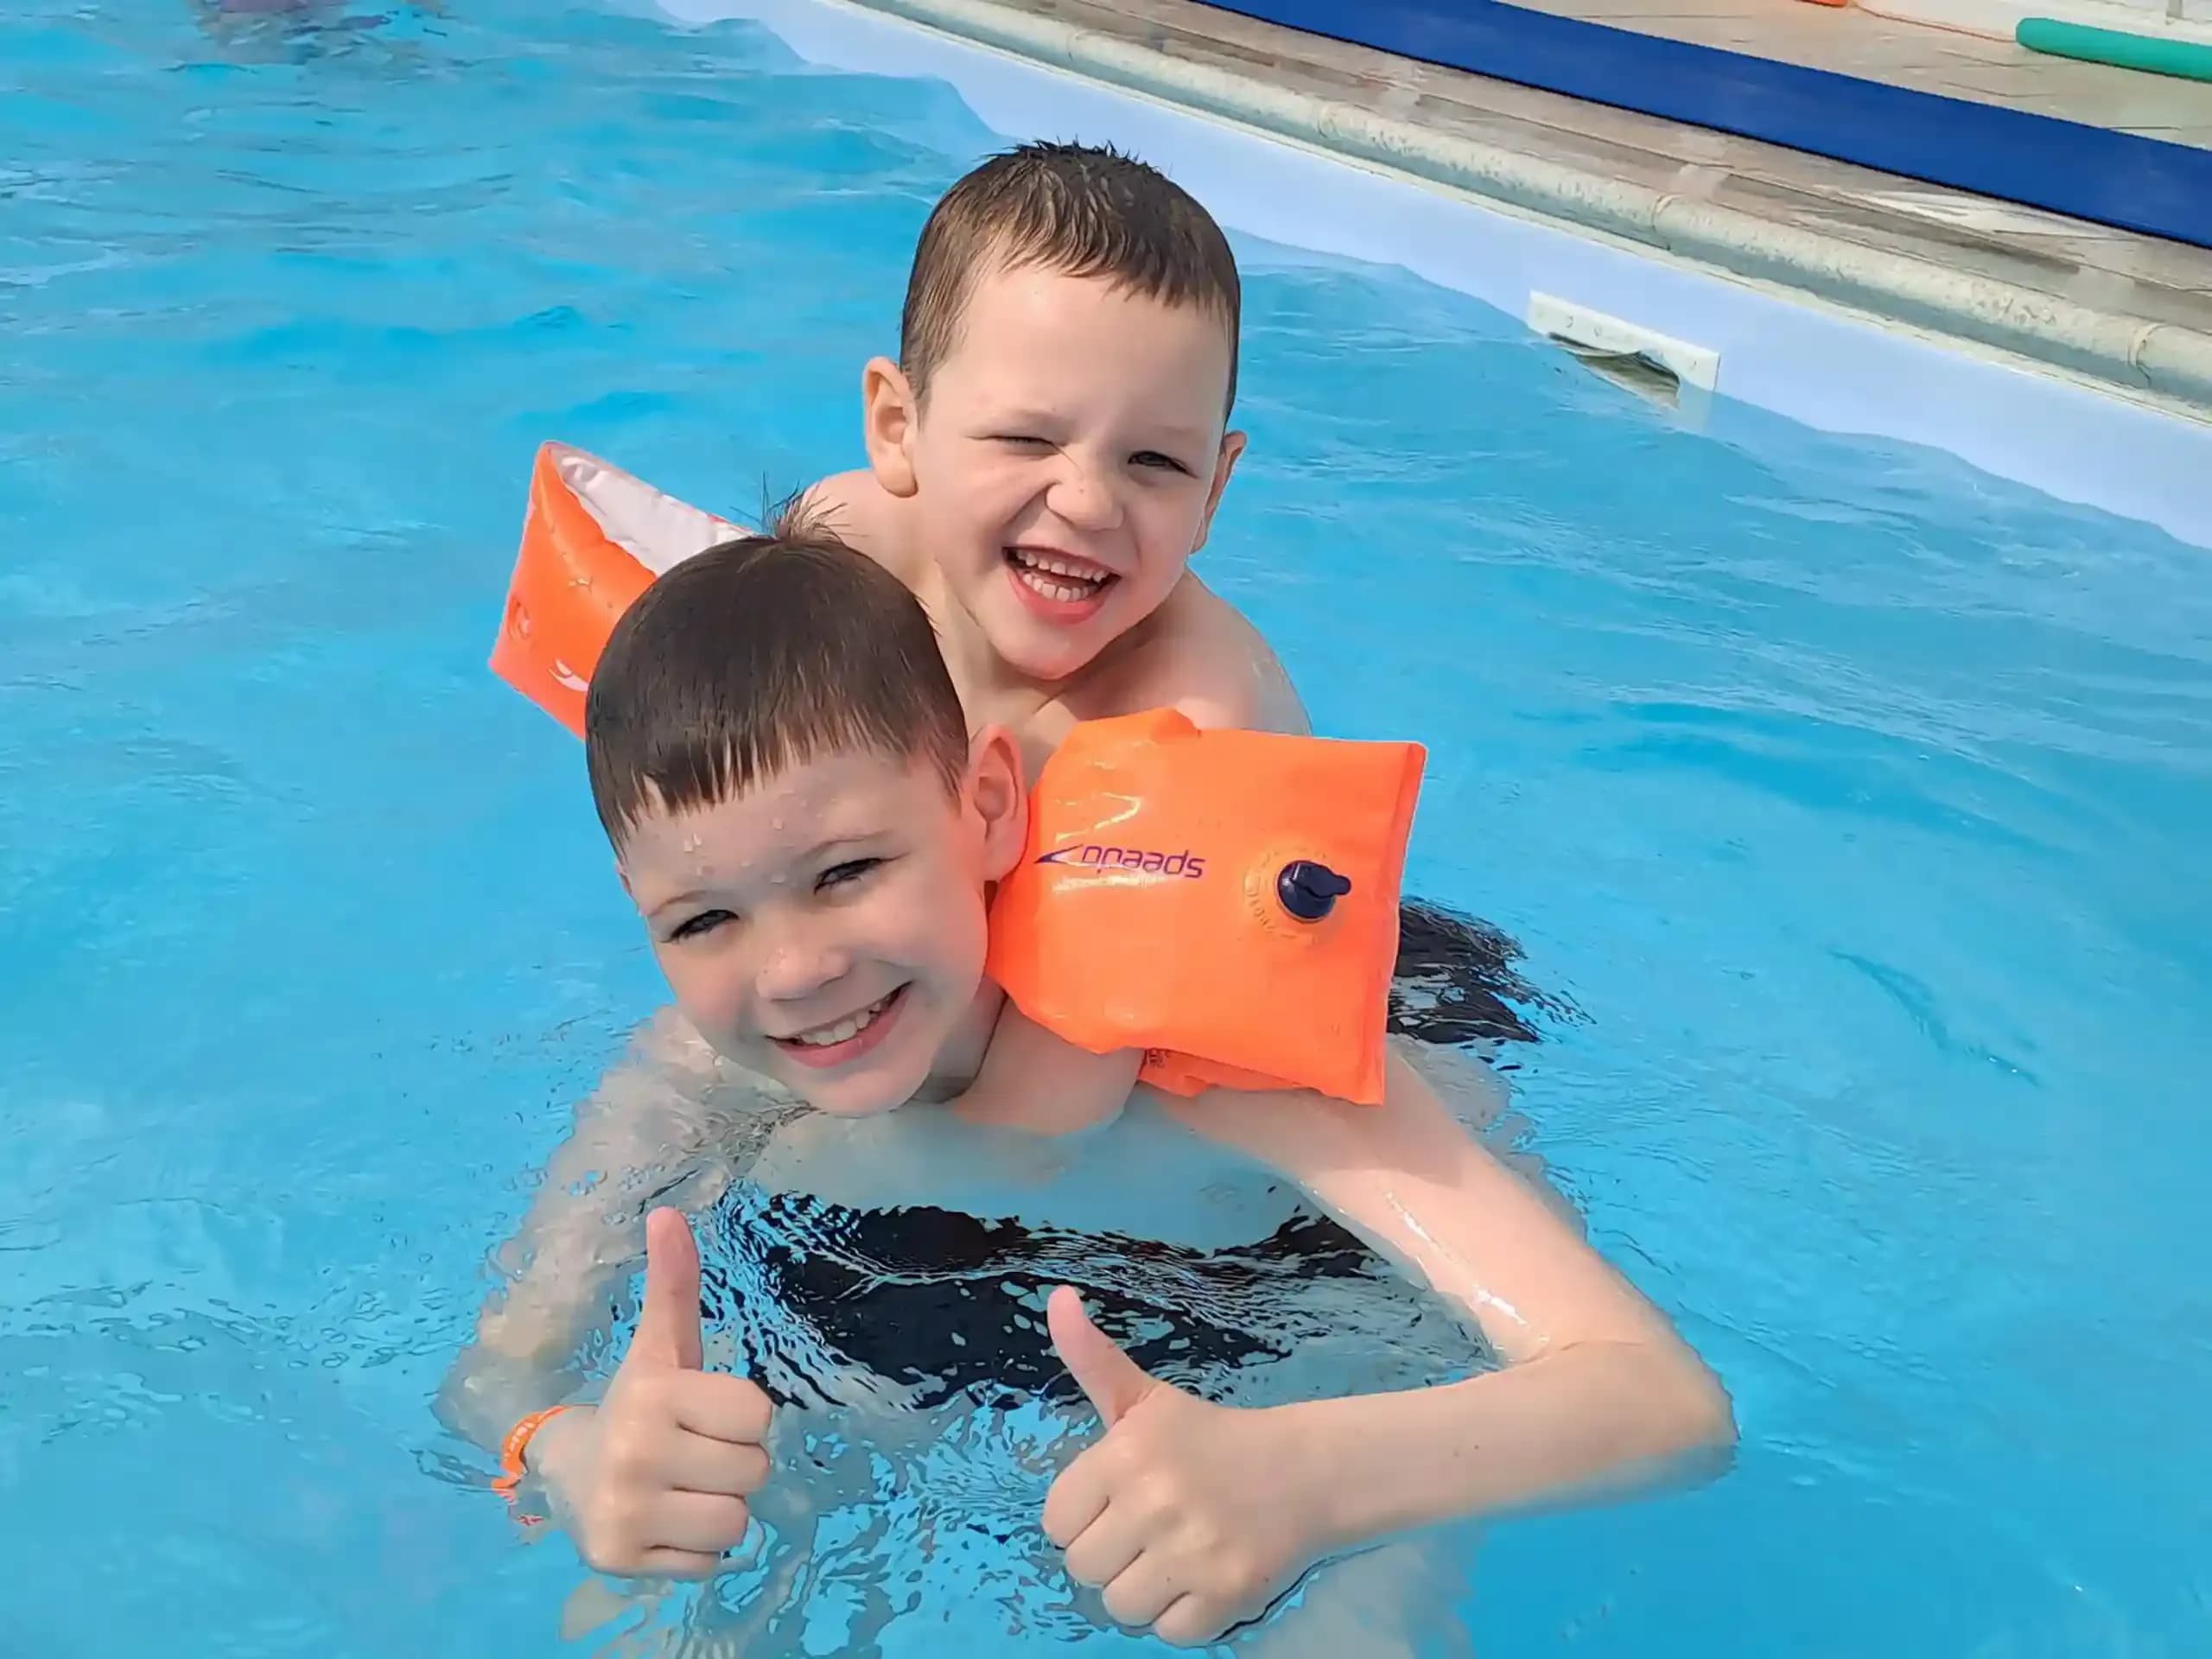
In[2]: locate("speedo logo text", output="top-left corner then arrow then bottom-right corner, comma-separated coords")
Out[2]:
1035,843 -> 1207,878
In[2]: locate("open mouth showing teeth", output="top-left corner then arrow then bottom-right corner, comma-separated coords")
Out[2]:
1007,547 -> 1116,605
783,988 -> 901,1049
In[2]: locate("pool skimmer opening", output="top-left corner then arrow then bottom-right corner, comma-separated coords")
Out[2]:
1528,292 -> 1720,411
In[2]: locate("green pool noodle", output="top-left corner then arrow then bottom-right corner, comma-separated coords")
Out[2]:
2015,17 -> 2212,83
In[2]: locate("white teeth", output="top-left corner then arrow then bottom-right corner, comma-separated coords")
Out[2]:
1024,573 -> 1095,603
1019,550 -> 1102,579
790,991 -> 895,1048
1010,549 -> 1109,602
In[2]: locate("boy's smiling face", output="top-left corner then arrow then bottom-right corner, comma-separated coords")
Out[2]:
867,264 -> 1243,686
617,733 -> 1026,1116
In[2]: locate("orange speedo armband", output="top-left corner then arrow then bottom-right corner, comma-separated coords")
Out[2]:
489,442 -> 738,734
985,709 -> 1425,1107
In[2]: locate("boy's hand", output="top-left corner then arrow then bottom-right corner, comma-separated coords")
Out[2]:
1041,1287 -> 1334,1648
535,1208 -> 772,1580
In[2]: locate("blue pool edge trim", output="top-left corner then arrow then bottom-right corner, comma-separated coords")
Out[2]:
1199,0 -> 2212,251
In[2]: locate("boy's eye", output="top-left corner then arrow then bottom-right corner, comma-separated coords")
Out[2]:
666,908 -> 736,944
1131,450 -> 1192,474
991,435 -> 1052,449
818,857 -> 885,893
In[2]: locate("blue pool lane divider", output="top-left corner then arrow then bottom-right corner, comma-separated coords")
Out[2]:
1198,0 -> 2212,251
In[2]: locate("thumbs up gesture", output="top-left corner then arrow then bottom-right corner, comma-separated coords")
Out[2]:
1041,1287 -> 1332,1647
534,1208 -> 773,1579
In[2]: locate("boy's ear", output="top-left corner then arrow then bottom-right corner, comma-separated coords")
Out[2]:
1191,429 -> 1247,555
965,723 -> 1028,881
862,355 -> 920,499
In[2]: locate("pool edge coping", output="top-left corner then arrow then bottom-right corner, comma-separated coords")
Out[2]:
833,0 -> 2212,419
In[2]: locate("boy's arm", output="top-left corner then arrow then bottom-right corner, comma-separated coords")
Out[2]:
951,1001 -> 1142,1137
1167,631 -> 1308,738
437,1012 -> 784,1581
1040,1054 -> 1732,1644
1094,578 -> 1311,738
1166,582 -> 1311,737
1166,1052 -> 1736,1536
433,1009 -> 744,1452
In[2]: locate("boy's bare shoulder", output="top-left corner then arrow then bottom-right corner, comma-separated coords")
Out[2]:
1090,574 -> 1309,735
792,469 -> 925,584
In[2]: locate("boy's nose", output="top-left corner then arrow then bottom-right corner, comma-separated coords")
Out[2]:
753,924 -> 849,1003
1046,458 -> 1122,531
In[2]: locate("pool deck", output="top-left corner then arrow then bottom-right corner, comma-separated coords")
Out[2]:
1518,0 -> 2212,149
840,0 -> 2212,416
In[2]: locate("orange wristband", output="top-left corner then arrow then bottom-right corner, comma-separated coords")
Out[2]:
492,1404 -> 574,1521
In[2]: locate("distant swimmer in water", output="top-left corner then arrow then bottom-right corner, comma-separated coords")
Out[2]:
194,0 -> 440,30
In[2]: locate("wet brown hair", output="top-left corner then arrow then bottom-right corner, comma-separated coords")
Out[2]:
899,140 -> 1241,414
584,512 -> 969,851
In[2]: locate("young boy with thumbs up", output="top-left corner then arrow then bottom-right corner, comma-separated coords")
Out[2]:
442,528 -> 1734,1647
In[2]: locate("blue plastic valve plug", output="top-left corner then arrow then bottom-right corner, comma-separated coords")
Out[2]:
1277,860 -> 1352,921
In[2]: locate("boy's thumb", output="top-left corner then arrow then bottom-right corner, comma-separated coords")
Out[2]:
1047,1285 -> 1159,1427
630,1206 -> 704,1372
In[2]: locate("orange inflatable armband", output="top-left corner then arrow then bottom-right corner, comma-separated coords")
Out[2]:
490,442 -> 738,734
986,709 -> 1425,1107
491,445 -> 1426,1107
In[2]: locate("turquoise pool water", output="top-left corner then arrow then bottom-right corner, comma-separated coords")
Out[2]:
4,0 -> 2209,1653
